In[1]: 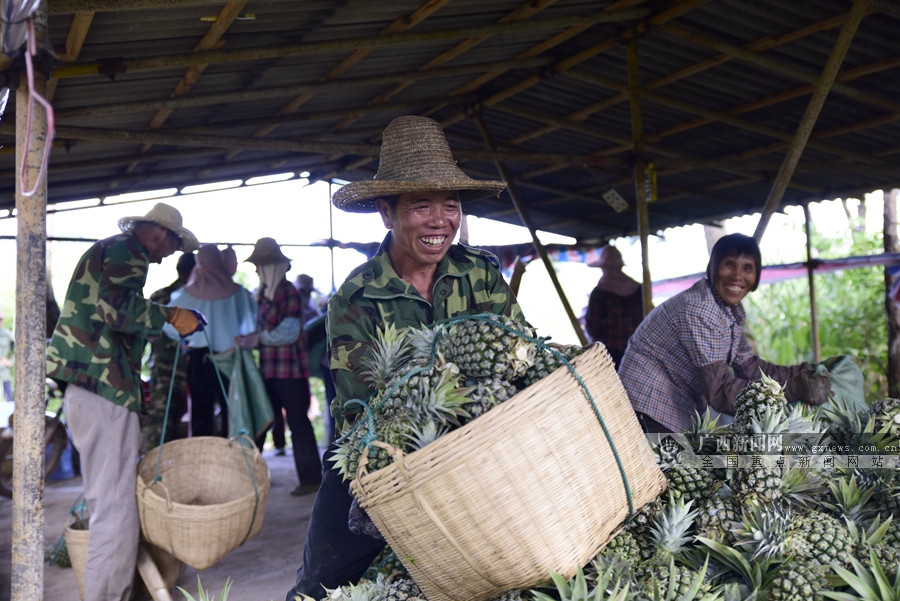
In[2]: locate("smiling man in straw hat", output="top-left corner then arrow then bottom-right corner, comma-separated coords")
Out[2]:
286,115 -> 529,599
46,202 -> 205,601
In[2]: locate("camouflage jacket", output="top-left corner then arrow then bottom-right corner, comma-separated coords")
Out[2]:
327,232 -> 525,429
46,233 -> 169,412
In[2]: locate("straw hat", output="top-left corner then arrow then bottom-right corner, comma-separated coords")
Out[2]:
332,115 -> 507,213
245,237 -> 290,266
119,203 -> 199,252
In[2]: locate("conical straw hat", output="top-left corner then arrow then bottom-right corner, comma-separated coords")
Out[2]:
332,116 -> 507,213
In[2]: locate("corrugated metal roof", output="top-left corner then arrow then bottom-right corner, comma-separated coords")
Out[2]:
1,0 -> 898,244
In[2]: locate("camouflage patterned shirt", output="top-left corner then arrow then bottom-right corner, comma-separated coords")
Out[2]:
327,233 -> 525,429
46,233 -> 170,413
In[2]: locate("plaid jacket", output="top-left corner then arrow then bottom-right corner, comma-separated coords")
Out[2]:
46,233 -> 169,412
327,233 -> 525,430
257,279 -> 310,380
618,278 -> 772,432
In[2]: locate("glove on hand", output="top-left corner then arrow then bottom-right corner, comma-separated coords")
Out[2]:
167,308 -> 207,337
784,369 -> 831,406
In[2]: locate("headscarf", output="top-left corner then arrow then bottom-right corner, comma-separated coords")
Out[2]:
184,244 -> 240,301
256,261 -> 290,302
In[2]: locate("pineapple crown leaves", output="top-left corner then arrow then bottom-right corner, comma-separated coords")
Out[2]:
323,575 -> 390,601
650,496 -> 699,556
843,513 -> 893,550
404,419 -> 448,450
648,555 -> 723,601
732,502 -> 790,561
532,565 -> 636,601
694,535 -> 780,593
178,576 -> 233,601
822,548 -> 900,601
360,323 -> 413,390
822,475 -> 878,526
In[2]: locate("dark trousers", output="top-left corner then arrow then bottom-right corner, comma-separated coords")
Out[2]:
285,441 -> 385,600
636,412 -> 674,434
259,378 -> 322,485
187,348 -> 229,437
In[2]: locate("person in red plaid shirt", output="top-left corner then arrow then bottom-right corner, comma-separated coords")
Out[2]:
237,237 -> 323,496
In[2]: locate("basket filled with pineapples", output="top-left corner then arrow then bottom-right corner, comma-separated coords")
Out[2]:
335,314 -> 667,601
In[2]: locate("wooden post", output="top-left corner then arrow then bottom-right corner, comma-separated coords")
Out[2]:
753,0 -> 869,242
885,188 -> 900,397
12,4 -> 50,601
474,114 -> 588,345
628,37 -> 652,316
803,204 -> 820,362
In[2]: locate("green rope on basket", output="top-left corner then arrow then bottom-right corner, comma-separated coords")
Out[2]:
438,313 -> 636,519
47,493 -> 87,567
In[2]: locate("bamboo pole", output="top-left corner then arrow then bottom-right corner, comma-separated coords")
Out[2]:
627,38 -> 652,316
12,5 -> 50,601
885,188 -> 900,397
803,204 -> 820,362
753,0 -> 869,242
474,113 -> 587,346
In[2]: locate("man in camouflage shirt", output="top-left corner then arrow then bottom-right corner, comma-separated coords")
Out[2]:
286,116 -> 525,600
46,203 -> 203,601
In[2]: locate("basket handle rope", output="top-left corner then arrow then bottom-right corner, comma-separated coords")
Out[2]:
149,327 -> 264,546
344,313 -> 636,519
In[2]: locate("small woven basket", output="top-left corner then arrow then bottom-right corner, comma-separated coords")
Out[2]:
350,343 -> 667,601
65,523 -> 183,601
136,436 -> 270,570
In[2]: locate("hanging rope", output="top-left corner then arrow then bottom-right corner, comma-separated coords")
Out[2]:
18,18 -> 55,197
150,326 -> 263,545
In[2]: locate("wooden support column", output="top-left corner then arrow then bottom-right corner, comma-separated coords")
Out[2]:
885,188 -> 900,397
753,0 -> 869,242
474,114 -> 588,345
627,37 -> 652,316
803,204 -> 820,362
12,5 -> 50,601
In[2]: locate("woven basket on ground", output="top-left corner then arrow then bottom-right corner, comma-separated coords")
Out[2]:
64,523 -> 183,601
136,436 -> 270,570
350,343 -> 667,601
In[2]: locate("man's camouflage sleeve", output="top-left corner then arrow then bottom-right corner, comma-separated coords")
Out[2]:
46,234 -> 169,412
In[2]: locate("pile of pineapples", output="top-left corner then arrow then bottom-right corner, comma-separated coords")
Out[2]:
319,370 -> 900,601
330,314 -> 588,482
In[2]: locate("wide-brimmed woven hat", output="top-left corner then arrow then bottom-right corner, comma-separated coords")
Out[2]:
332,115 -> 507,213
119,203 -> 199,252
245,237 -> 290,265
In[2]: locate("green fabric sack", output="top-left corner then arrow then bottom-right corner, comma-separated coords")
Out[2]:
812,355 -> 868,414
212,348 -> 274,441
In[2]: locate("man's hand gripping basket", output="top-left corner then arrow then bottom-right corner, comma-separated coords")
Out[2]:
350,343 -> 667,601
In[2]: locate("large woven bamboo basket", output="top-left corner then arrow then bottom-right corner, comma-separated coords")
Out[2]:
350,343 -> 667,601
136,436 -> 270,570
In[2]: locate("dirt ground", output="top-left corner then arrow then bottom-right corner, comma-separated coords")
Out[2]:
0,447 -> 319,601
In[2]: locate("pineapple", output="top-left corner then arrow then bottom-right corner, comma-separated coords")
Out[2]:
789,510 -> 854,568
461,376 -> 518,422
768,560 -> 828,601
732,372 -> 787,434
823,550 -> 900,601
635,497 -> 710,598
868,398 -> 900,441
442,314 -> 536,379
626,497 -> 666,561
694,483 -> 739,543
520,342 -> 587,388
383,578 -> 423,601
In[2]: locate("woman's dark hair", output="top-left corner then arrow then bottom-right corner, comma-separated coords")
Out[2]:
705,233 -> 762,291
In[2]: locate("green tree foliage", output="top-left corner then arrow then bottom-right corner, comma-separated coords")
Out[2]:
744,209 -> 888,402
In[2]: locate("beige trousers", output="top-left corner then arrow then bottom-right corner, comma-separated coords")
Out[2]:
64,385 -> 141,601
